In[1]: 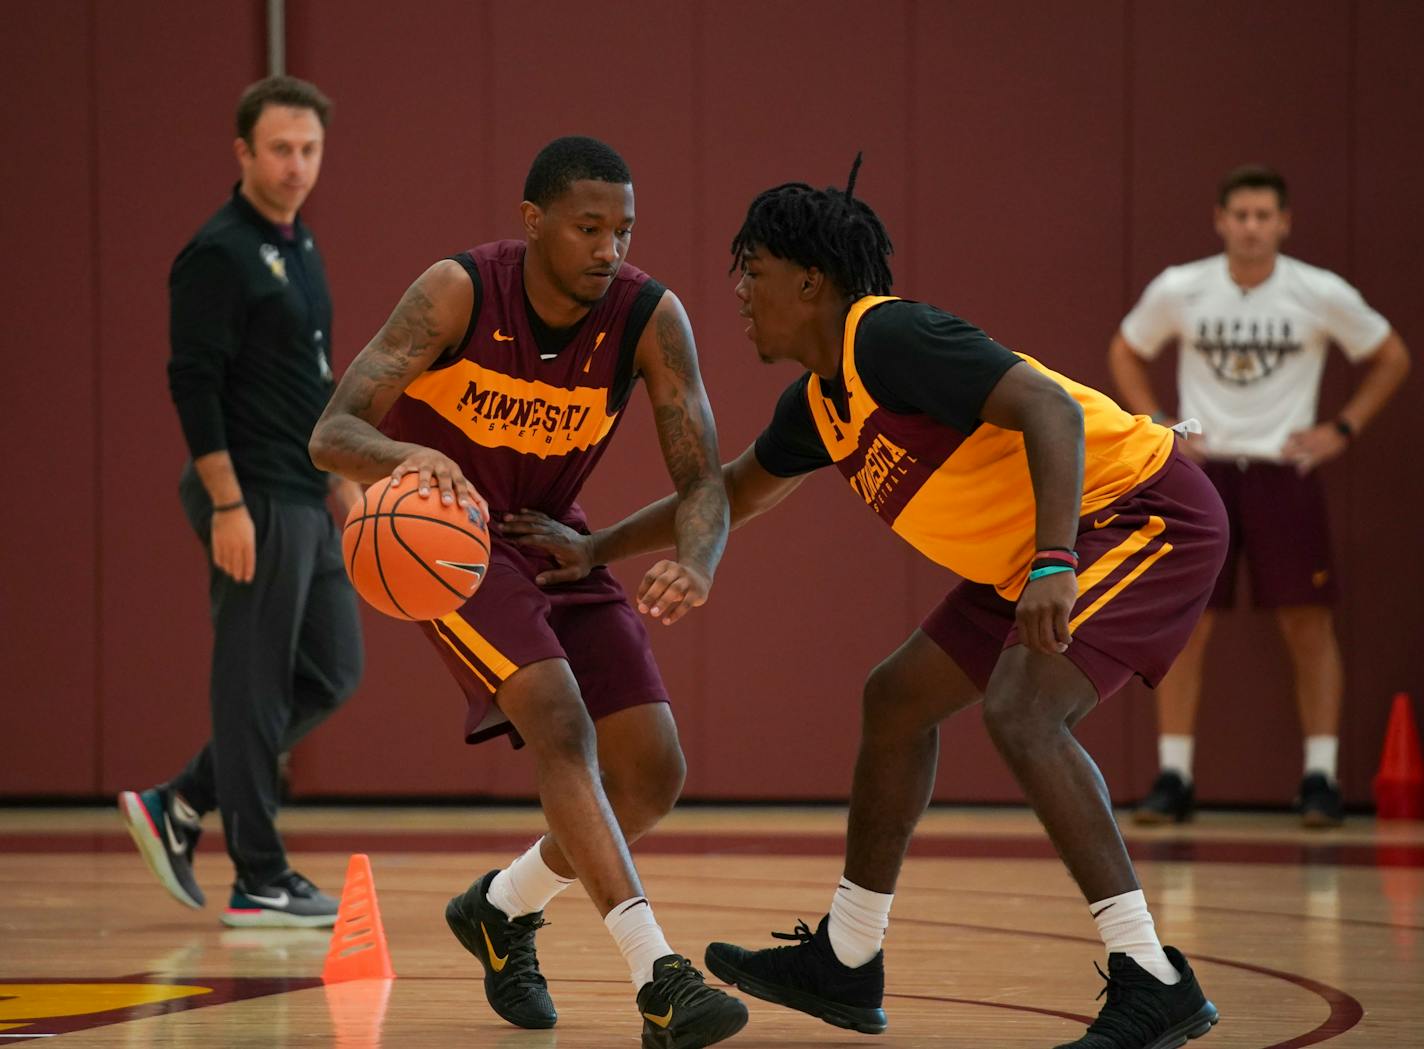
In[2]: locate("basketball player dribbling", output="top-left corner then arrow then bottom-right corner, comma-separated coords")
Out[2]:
504,158 -> 1229,1049
309,137 -> 746,1048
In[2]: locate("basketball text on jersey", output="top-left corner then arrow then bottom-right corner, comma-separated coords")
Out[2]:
403,359 -> 617,459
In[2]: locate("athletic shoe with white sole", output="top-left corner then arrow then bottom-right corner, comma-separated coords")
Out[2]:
221,869 -> 339,928
117,786 -> 205,909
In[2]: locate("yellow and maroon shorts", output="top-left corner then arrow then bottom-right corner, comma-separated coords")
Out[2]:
419,538 -> 668,748
923,447 -> 1228,700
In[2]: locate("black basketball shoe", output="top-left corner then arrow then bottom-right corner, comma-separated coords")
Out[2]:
118,785 -> 205,909
1054,947 -> 1218,1048
636,954 -> 748,1049
1133,771 -> 1196,825
705,915 -> 887,1034
1297,772 -> 1345,828
445,870 -> 557,1029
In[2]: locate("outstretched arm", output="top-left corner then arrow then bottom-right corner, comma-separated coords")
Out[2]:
502,442 -> 806,594
309,260 -> 485,513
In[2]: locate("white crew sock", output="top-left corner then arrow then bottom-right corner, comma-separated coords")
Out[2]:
1159,735 -> 1195,785
488,838 -> 575,919
605,896 -> 674,991
827,878 -> 894,968
1304,735 -> 1339,782
1090,889 -> 1181,985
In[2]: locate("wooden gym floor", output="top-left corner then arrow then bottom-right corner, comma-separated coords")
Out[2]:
1,804 -> 1421,1046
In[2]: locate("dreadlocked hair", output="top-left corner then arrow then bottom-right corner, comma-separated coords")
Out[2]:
729,152 -> 893,297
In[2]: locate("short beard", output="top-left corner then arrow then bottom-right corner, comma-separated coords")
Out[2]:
555,276 -> 607,310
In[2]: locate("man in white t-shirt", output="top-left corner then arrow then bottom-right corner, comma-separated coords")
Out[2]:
1108,165 -> 1410,827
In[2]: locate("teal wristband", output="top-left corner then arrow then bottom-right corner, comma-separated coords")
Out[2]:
1028,565 -> 1075,581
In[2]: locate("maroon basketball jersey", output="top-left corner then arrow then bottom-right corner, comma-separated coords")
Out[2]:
380,241 -> 662,526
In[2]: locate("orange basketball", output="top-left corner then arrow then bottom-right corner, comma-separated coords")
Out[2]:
342,475 -> 490,621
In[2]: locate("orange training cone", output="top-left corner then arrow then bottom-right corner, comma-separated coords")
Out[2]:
322,853 -> 396,983
1373,693 -> 1424,821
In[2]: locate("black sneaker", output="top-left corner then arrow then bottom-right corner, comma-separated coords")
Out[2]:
1133,771 -> 1195,825
444,870 -> 556,1029
1297,772 -> 1345,828
1054,947 -> 1218,1048
705,916 -> 887,1034
637,953 -> 748,1049
222,869 -> 338,928
117,786 -> 205,909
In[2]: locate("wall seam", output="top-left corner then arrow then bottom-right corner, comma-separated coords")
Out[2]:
1121,0 -> 1134,320
1343,0 -> 1359,779
88,0 -> 104,794
903,0 -> 918,634
1120,0 -> 1137,791
689,1 -> 709,753
482,0 -> 496,235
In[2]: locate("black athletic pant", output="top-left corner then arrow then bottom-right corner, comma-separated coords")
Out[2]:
171,468 -> 363,887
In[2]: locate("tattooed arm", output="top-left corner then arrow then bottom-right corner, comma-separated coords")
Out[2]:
622,291 -> 730,624
309,260 -> 484,512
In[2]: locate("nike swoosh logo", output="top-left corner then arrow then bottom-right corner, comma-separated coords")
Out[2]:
582,330 -> 608,374
1090,902 -> 1116,919
436,560 -> 486,578
493,329 -> 515,342
481,922 -> 509,972
436,560 -> 487,592
642,1007 -> 674,1028
1093,514 -> 1119,529
163,813 -> 186,854
246,889 -> 290,907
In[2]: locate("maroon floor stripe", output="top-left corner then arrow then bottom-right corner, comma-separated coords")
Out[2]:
3,829 -> 1422,868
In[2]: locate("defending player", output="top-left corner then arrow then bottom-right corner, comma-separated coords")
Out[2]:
503,158 -> 1227,1049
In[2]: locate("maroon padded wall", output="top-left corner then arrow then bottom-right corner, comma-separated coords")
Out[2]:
0,2 -> 101,793
3,0 -> 1420,806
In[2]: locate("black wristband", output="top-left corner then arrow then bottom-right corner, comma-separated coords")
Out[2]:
212,499 -> 245,513
1333,418 -> 1355,441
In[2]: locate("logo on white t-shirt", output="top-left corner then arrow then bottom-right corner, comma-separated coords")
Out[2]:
1192,317 -> 1303,386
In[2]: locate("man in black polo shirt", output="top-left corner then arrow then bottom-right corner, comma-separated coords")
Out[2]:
118,76 -> 363,928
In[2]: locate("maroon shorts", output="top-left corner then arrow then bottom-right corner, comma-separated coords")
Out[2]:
419,538 -> 668,748
922,448 -> 1228,700
1202,458 -> 1338,608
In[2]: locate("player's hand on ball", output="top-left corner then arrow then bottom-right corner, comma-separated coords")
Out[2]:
390,450 -> 487,520
210,505 -> 256,583
498,510 -> 596,586
1016,571 -> 1077,654
637,560 -> 712,626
